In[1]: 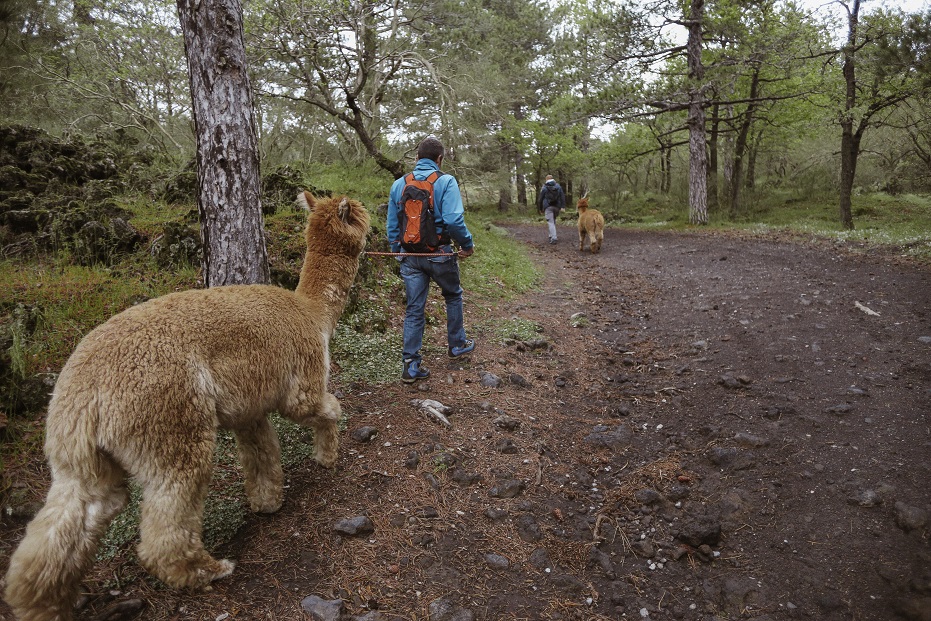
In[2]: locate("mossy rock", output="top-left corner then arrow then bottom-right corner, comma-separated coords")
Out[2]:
151,220 -> 202,268
262,166 -> 314,215
3,208 -> 51,234
0,190 -> 36,213
160,165 -> 198,204
0,165 -> 47,192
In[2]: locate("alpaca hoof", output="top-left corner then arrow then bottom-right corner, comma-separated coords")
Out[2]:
249,495 -> 283,514
195,558 -> 236,586
213,559 -> 236,581
315,450 -> 337,468
246,484 -> 284,513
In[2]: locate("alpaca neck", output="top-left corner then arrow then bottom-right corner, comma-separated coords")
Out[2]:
295,249 -> 359,332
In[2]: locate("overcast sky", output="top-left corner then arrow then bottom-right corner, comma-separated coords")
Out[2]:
803,0 -> 930,14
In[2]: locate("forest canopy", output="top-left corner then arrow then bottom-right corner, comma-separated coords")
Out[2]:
1,0 -> 929,228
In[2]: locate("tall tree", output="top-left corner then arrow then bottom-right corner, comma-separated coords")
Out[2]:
177,0 -> 269,286
684,0 -> 708,224
250,0 -> 441,179
834,2 -> 925,229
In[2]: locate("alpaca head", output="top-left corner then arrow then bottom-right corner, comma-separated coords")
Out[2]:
298,191 -> 370,258
577,196 -> 589,212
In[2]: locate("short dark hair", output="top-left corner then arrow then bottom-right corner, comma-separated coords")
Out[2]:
417,136 -> 445,162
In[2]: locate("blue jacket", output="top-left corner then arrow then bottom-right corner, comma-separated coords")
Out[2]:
387,158 -> 474,253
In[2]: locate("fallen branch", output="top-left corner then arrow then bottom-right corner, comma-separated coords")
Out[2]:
411,399 -> 452,428
854,301 -> 880,317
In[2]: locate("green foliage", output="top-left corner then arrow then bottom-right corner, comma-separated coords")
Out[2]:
488,317 -> 543,343
459,212 -> 542,299
0,257 -> 198,377
97,484 -> 143,560
331,320 -> 403,385
773,193 -> 931,259
296,161 -> 395,208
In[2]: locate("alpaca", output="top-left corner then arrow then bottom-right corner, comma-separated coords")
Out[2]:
3,193 -> 370,621
576,196 -> 605,253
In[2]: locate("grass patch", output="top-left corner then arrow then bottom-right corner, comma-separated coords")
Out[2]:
331,321 -> 402,385
293,161 -> 395,208
486,317 -> 544,343
485,190 -> 931,262
460,214 -> 542,299
0,258 -> 198,376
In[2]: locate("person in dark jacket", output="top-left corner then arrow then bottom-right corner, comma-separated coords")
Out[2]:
386,136 -> 476,383
537,174 -> 566,244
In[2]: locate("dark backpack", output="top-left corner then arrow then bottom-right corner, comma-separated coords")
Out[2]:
542,184 -> 561,211
398,170 -> 445,252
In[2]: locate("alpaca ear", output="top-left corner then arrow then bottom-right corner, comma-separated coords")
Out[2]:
337,197 -> 350,222
295,191 -> 315,212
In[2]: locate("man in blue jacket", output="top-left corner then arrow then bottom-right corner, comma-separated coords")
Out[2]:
537,174 -> 566,244
387,136 -> 476,383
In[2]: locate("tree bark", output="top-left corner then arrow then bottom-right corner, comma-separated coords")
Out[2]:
745,129 -> 761,191
177,0 -> 269,286
728,67 -> 760,218
838,0 -> 861,230
516,151 -> 527,206
513,103 -> 528,206
686,0 -> 708,225
708,101 -> 720,212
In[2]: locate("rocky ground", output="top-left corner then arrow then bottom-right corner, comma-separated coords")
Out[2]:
2,222 -> 930,621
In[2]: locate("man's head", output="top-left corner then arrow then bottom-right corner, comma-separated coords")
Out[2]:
418,136 -> 445,163
545,174 -> 554,182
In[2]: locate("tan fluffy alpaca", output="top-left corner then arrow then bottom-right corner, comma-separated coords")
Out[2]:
3,193 -> 370,621
576,196 -> 605,253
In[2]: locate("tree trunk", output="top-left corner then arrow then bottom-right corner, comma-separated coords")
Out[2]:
497,184 -> 510,212
177,0 -> 269,286
745,129 -> 761,191
708,101 -> 720,212
838,0 -> 861,230
516,154 -> 527,206
513,104 -> 527,205
686,0 -> 708,225
729,67 -> 760,218
839,124 -> 859,230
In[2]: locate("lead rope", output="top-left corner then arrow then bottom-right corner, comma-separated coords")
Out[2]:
364,251 -> 458,257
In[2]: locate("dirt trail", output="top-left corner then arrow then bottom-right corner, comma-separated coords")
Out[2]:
2,222 -> 929,621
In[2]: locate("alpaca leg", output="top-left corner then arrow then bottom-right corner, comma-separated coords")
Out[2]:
235,418 -> 284,513
4,460 -> 127,621
578,228 -> 585,252
136,451 -> 234,589
594,229 -> 603,253
309,392 -> 341,467
283,391 -> 341,468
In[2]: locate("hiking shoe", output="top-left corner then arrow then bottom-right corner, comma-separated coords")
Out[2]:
402,359 -> 430,383
448,339 -> 476,358
549,238 -> 558,245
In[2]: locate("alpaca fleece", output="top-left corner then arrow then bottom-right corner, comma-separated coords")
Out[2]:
4,194 -> 370,621
576,196 -> 605,253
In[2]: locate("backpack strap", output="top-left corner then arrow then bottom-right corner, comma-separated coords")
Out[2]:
424,170 -> 450,244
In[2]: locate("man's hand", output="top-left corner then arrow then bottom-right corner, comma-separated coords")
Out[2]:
458,246 -> 474,259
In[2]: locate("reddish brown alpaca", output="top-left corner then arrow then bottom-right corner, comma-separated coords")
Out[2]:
577,196 -> 605,253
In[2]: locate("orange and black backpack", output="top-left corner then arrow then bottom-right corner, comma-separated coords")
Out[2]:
398,170 -> 449,253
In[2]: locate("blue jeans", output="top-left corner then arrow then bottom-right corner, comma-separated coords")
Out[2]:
545,207 -> 558,239
400,247 -> 467,364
